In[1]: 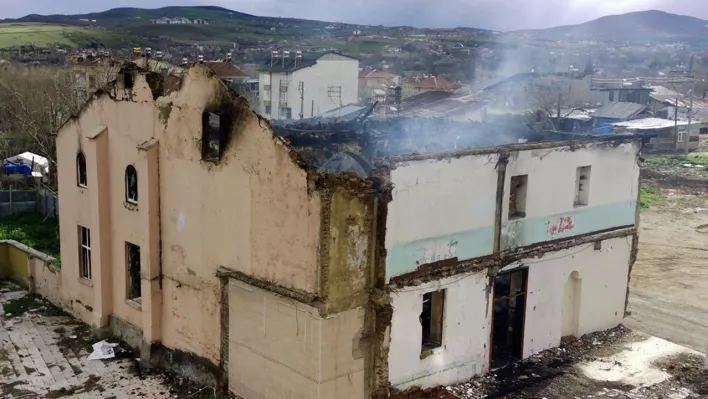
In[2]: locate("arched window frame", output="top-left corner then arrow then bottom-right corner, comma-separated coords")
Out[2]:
125,165 -> 138,204
76,153 -> 87,188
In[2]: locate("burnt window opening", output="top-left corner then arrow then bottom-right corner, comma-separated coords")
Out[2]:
125,165 -> 138,204
126,242 -> 141,302
76,153 -> 87,188
509,175 -> 528,220
421,290 -> 445,353
123,72 -> 134,89
574,166 -> 591,207
201,110 -> 233,162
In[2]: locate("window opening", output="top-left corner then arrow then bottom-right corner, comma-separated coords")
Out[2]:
79,226 -> 92,279
201,110 -> 233,162
125,165 -> 138,204
508,175 -> 528,220
574,166 -> 591,207
123,72 -> 134,89
126,242 -> 141,302
421,290 -> 445,353
77,153 -> 87,187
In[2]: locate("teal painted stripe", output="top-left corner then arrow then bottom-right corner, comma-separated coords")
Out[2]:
500,201 -> 636,251
386,225 -> 495,280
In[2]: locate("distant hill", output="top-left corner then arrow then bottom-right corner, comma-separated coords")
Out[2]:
0,6 -> 368,49
517,10 -> 708,43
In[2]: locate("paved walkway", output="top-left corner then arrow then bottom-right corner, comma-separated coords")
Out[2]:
0,281 -> 174,398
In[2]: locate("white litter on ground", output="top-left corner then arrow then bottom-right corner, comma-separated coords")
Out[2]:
87,340 -> 120,360
577,336 -> 702,388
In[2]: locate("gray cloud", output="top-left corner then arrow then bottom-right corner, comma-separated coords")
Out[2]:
1,0 -> 708,30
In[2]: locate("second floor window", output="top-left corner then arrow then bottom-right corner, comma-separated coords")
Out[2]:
77,153 -> 87,187
125,165 -> 138,204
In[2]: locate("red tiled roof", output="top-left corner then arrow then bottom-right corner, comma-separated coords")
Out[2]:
203,61 -> 247,78
359,69 -> 398,79
412,76 -> 456,91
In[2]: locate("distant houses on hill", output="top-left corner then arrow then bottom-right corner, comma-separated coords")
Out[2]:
148,17 -> 210,25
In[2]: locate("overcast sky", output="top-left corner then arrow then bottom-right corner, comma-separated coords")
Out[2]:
1,0 -> 706,30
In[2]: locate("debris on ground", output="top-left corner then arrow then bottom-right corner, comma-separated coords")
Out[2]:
393,326 -> 708,399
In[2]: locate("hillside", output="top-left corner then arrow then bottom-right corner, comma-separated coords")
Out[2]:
0,6 -> 367,49
518,10 -> 708,43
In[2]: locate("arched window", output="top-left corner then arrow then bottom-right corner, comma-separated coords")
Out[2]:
125,165 -> 138,204
76,153 -> 87,187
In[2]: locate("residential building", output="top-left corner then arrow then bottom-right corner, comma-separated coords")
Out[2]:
203,61 -> 248,84
404,75 -> 456,98
53,62 -> 642,399
71,57 -> 120,96
358,69 -> 400,104
590,102 -> 650,134
258,51 -> 359,120
482,72 -> 592,113
612,118 -> 700,152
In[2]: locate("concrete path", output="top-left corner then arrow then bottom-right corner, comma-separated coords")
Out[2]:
0,281 -> 174,398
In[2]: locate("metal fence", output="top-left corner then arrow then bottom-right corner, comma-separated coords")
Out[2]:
0,188 -> 58,219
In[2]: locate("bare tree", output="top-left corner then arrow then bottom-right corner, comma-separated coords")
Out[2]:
0,65 -> 87,187
524,76 -> 578,131
230,79 -> 259,110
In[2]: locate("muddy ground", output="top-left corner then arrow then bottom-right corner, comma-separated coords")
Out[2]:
625,138 -> 708,354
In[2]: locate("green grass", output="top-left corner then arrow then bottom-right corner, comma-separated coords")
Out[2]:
639,184 -> 661,210
644,155 -> 708,167
0,212 -> 60,261
0,23 -> 142,49
2,293 -> 42,316
3,292 -> 68,317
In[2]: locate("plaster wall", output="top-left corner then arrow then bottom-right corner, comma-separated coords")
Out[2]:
501,142 -> 639,250
387,235 -> 632,390
228,279 -> 365,399
385,155 -> 499,281
56,67 -> 323,365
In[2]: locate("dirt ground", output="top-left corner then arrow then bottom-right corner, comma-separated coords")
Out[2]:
625,138 -> 708,354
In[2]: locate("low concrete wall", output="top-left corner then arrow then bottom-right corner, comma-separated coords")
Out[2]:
0,240 -> 62,305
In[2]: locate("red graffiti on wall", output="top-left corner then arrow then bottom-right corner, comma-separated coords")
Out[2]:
546,216 -> 575,236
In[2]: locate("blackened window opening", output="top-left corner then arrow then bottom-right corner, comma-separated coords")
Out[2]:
201,111 -> 233,162
76,153 -> 87,187
125,165 -> 138,203
124,72 -> 134,89
126,242 -> 141,301
421,290 -> 445,352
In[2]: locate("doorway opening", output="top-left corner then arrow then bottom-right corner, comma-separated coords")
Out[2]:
491,268 -> 529,369
561,271 -> 582,337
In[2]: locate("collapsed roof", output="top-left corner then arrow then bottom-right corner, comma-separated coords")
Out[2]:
273,118 -> 631,177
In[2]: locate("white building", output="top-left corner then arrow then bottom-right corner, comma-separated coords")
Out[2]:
258,51 -> 359,120
383,136 -> 640,391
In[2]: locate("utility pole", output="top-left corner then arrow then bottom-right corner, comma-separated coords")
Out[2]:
686,78 -> 695,156
297,82 -> 304,120
674,97 -> 679,150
